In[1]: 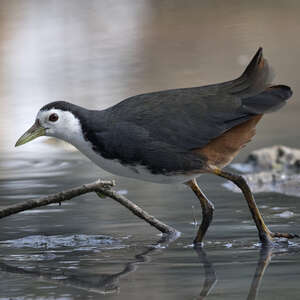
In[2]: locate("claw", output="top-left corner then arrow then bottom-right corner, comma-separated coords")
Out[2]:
271,232 -> 299,239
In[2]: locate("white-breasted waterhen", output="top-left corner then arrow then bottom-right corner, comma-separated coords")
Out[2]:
15,48 -> 297,246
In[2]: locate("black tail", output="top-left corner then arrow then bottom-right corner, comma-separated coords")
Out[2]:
228,47 -> 275,98
226,47 -> 292,114
241,84 -> 293,114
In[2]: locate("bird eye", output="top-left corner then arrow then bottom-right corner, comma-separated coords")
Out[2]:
49,113 -> 59,122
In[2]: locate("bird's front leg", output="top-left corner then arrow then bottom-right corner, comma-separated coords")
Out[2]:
186,179 -> 215,246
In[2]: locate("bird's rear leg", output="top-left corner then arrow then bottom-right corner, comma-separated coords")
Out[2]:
212,168 -> 298,245
186,179 -> 214,246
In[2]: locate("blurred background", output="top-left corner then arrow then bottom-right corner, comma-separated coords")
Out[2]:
0,1 -> 300,299
1,0 -> 299,155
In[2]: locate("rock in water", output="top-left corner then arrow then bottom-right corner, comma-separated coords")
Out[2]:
227,145 -> 300,197
246,145 -> 300,172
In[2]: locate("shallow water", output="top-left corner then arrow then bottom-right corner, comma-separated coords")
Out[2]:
1,151 -> 300,300
1,1 -> 300,299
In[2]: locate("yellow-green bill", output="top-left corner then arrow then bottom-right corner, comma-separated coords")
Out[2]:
15,120 -> 46,147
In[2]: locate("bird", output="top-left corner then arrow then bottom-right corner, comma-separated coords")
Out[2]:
15,48 -> 296,246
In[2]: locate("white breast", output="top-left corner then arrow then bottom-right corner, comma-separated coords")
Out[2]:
73,135 -> 198,184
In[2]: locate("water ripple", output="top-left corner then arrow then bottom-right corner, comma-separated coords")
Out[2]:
0,234 -> 127,251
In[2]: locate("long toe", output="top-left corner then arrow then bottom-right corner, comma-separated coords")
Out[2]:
271,232 -> 300,239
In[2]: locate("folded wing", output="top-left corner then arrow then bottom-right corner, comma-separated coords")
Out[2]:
107,48 -> 292,151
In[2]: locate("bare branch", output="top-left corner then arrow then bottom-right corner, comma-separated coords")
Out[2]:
99,188 -> 176,234
0,179 -> 177,235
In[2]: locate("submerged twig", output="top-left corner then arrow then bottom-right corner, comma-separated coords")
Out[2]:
0,179 -> 177,235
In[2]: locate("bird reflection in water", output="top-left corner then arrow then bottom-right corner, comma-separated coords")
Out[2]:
195,244 -> 296,300
194,247 -> 217,299
246,246 -> 273,300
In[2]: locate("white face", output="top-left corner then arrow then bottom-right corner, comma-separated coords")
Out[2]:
36,108 -> 83,143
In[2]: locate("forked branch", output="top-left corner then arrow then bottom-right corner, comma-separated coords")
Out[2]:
0,179 -> 177,235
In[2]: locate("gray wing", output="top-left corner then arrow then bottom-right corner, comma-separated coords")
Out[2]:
107,48 -> 291,150
109,88 -> 247,150
92,121 -> 206,174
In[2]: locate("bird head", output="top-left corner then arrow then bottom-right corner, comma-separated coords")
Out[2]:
15,101 -> 83,147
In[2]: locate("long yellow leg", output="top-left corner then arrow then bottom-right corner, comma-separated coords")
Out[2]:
212,168 -> 298,244
186,179 -> 214,245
